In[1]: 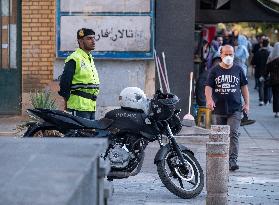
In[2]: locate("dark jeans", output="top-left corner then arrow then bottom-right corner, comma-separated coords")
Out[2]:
254,78 -> 259,89
67,109 -> 96,120
259,81 -> 272,103
272,85 -> 279,113
212,111 -> 241,164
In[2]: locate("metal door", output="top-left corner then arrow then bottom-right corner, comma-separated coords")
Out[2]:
0,0 -> 21,115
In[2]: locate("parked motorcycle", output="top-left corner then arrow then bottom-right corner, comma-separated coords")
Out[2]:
23,88 -> 204,199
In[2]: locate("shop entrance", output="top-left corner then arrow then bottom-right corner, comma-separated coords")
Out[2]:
0,0 -> 21,114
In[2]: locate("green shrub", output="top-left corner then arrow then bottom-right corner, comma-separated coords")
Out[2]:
30,89 -> 57,109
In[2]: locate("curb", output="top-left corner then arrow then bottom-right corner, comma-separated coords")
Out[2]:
174,135 -> 209,144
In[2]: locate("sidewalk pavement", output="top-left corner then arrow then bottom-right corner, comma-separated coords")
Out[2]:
0,116 -> 28,136
0,78 -> 279,204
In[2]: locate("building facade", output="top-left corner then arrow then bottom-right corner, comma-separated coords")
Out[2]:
1,0 -> 278,117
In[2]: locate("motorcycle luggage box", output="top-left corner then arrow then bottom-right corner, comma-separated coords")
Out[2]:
105,108 -> 156,135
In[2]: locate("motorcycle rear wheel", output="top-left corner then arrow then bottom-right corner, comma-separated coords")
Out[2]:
157,149 -> 204,199
22,123 -> 63,137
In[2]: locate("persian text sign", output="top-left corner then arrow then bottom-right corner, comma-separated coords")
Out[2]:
60,0 -> 150,13
57,0 -> 154,58
60,16 -> 151,52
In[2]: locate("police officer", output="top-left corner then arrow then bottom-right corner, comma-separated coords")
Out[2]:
59,28 -> 99,120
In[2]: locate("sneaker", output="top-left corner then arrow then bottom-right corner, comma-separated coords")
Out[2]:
229,164 -> 239,171
275,113 -> 279,118
259,101 -> 264,106
229,161 -> 239,171
241,118 -> 256,126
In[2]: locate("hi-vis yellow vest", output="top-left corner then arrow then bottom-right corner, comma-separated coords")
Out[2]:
65,48 -> 100,111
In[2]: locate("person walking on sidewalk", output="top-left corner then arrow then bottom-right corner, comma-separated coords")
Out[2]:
233,35 -> 255,126
251,39 -> 272,106
205,45 -> 250,171
59,28 -> 100,120
265,42 -> 279,118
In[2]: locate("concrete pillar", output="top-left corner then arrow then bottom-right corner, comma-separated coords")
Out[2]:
206,125 -> 230,205
209,125 -> 230,143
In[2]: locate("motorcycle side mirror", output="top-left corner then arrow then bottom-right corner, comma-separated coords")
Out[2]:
155,89 -> 163,95
154,89 -> 163,100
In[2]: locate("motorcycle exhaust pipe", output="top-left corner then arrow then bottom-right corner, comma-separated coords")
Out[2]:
108,154 -> 145,179
107,171 -> 131,179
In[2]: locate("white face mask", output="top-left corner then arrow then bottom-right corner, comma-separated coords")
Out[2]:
222,56 -> 234,65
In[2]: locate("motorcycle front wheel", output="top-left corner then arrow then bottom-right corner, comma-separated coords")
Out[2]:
156,149 -> 204,199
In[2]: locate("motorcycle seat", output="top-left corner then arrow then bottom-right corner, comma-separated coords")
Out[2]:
73,116 -> 113,130
33,109 -> 113,130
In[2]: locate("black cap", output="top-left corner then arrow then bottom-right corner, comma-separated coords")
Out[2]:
77,28 -> 95,39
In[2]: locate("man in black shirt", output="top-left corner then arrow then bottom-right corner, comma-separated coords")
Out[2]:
205,45 -> 250,171
251,39 -> 272,106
